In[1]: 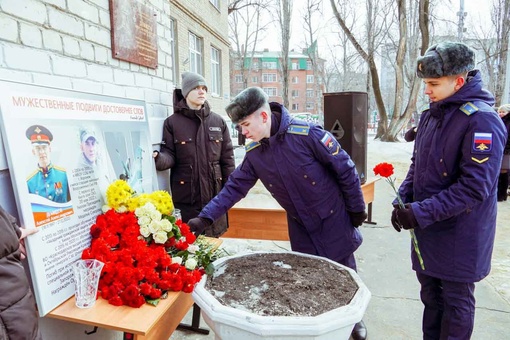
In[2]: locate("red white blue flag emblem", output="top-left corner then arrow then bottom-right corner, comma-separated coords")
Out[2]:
472,132 -> 492,152
320,132 -> 335,151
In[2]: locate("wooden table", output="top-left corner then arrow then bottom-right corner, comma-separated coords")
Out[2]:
224,178 -> 380,241
46,237 -> 223,340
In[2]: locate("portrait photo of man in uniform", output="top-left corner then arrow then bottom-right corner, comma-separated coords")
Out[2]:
26,125 -> 71,203
77,128 -> 100,169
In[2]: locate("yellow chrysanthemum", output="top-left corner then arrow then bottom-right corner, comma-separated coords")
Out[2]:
149,190 -> 173,215
127,193 -> 151,211
106,180 -> 134,210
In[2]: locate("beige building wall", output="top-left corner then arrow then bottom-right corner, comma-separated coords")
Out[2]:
170,0 -> 231,116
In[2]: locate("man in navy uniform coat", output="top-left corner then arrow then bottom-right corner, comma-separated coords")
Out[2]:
188,87 -> 369,340
26,125 -> 70,203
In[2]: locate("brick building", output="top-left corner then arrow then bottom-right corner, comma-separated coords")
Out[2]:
231,49 -> 325,115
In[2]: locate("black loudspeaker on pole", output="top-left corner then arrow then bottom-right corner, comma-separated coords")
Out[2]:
323,92 -> 368,184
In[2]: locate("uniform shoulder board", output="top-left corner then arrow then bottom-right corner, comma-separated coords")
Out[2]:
245,141 -> 261,152
27,169 -> 38,181
460,102 -> 479,116
287,124 -> 309,135
53,165 -> 67,172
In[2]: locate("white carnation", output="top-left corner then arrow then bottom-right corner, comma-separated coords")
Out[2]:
172,256 -> 183,265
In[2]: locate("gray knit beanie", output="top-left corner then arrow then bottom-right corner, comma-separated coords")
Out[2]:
416,42 -> 475,78
225,87 -> 269,123
181,72 -> 207,98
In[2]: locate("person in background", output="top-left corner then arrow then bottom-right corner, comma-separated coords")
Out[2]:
0,205 -> 42,339
153,72 -> 235,237
392,42 -> 506,339
188,87 -> 369,340
26,125 -> 70,203
497,104 -> 510,201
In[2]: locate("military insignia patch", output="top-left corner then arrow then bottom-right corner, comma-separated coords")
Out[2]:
460,102 -> 479,116
472,132 -> 492,152
320,132 -> 338,153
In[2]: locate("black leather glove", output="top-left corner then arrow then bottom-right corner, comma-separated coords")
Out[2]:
391,207 -> 402,232
187,217 -> 212,235
348,211 -> 368,227
395,204 -> 418,230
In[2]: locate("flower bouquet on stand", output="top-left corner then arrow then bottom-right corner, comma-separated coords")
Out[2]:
81,179 -> 227,307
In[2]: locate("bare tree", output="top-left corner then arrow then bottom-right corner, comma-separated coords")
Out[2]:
274,0 -> 293,108
228,0 -> 271,95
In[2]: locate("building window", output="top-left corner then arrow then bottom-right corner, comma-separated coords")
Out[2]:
291,90 -> 299,97
307,61 -> 312,70
169,18 -> 177,83
189,32 -> 203,74
306,75 -> 314,83
252,76 -> 258,83
235,75 -> 243,83
252,62 -> 259,70
306,102 -> 314,110
262,73 -> 277,82
262,61 -> 277,69
306,89 -> 313,97
292,62 -> 298,70
292,103 -> 299,110
209,0 -> 219,9
292,76 -> 299,84
210,47 -> 221,96
263,87 -> 277,96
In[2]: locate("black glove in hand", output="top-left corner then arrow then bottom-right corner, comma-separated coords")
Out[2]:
187,217 -> 212,235
395,204 -> 418,230
391,207 -> 402,232
349,211 -> 368,227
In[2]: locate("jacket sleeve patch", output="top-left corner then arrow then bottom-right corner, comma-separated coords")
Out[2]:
319,132 -> 340,153
471,156 -> 489,164
472,132 -> 492,153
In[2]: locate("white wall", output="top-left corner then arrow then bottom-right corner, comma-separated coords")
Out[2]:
0,0 -> 174,337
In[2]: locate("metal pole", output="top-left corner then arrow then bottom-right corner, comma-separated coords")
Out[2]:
457,0 -> 466,41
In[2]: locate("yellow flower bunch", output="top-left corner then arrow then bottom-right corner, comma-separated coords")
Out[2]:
105,180 -> 174,214
106,180 -> 135,210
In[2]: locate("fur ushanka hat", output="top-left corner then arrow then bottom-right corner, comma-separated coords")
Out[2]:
225,87 -> 269,123
416,42 -> 475,78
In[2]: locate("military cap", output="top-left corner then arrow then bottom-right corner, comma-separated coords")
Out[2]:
416,42 -> 475,78
225,87 -> 268,123
26,125 -> 53,145
80,129 -> 97,143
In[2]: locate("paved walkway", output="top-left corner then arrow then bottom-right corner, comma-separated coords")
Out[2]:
170,138 -> 510,340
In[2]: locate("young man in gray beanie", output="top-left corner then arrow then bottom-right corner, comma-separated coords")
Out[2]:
153,72 -> 235,237
188,86 -> 369,340
391,41 -> 507,339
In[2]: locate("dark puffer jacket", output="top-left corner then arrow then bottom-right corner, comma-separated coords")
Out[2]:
155,89 -> 235,237
0,206 -> 42,340
501,113 -> 510,155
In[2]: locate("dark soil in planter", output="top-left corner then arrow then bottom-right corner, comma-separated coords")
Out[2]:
205,253 -> 358,317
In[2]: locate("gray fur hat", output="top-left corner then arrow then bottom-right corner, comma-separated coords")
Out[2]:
416,42 -> 475,78
225,87 -> 269,123
181,72 -> 207,98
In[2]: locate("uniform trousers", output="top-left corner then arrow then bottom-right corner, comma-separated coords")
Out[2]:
416,272 -> 475,340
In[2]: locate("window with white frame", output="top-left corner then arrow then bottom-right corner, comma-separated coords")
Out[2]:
307,61 -> 312,70
262,73 -> 277,82
209,0 -> 219,9
189,32 -> 203,74
292,103 -> 299,110
292,62 -> 298,70
306,75 -> 314,83
169,18 -> 177,83
291,90 -> 299,97
210,46 -> 221,96
263,87 -> 277,96
235,75 -> 243,83
306,89 -> 313,97
262,61 -> 277,69
306,102 -> 314,110
252,76 -> 258,83
292,76 -> 299,83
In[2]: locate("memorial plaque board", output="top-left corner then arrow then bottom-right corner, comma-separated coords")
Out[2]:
109,0 -> 158,69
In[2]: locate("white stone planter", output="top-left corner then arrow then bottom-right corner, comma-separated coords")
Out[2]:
192,251 -> 371,340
